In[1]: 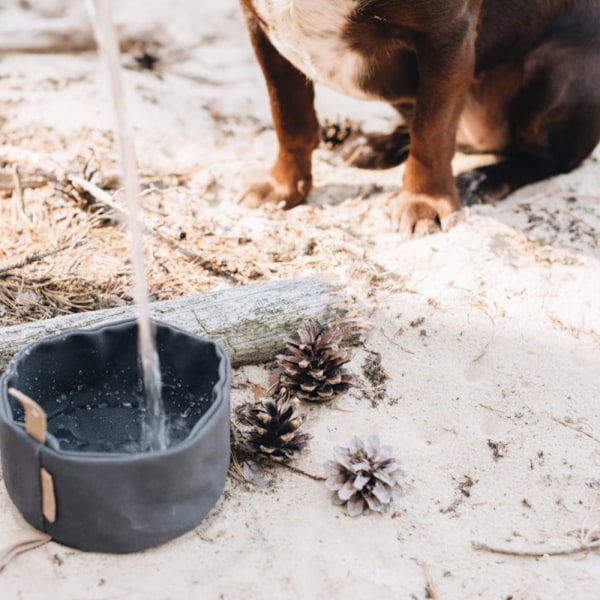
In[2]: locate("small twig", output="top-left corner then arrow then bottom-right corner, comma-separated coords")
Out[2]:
422,562 -> 441,600
550,416 -> 600,446
64,174 -> 239,281
580,494 -> 600,544
228,447 -> 247,483
333,406 -> 354,413
0,238 -> 85,277
151,229 -> 241,282
547,312 -> 600,345
0,172 -> 46,191
553,206 -> 598,233
478,403 -> 507,416
0,531 -> 51,573
583,526 -> 600,545
12,164 -> 23,203
381,329 -> 415,355
472,539 -> 600,558
274,461 -> 326,482
11,164 -> 33,228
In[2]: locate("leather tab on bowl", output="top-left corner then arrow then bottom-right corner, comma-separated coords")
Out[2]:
7,387 -> 47,445
40,468 -> 56,523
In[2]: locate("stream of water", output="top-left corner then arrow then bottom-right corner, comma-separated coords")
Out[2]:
87,0 -> 168,451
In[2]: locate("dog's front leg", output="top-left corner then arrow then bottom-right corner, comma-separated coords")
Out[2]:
396,14 -> 478,234
240,8 -> 319,209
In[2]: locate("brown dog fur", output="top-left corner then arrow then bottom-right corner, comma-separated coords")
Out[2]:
239,0 -> 600,234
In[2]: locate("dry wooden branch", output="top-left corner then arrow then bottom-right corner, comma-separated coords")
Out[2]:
0,19 -> 160,55
0,238 -> 85,277
0,278 -> 361,372
472,539 -> 600,558
274,461 -> 326,482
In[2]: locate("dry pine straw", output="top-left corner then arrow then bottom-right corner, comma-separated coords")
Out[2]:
0,171 -> 215,327
0,158 -> 268,326
0,136 -> 395,329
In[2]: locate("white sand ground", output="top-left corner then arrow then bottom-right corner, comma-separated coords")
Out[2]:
1,1 -> 600,599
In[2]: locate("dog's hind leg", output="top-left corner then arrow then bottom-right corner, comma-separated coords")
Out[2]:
458,4 -> 600,205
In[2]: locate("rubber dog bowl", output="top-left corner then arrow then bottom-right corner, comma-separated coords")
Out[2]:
0,318 -> 230,553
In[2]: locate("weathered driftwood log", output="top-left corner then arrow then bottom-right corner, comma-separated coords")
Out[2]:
0,19 -> 96,54
0,19 -> 156,55
0,278 -> 360,373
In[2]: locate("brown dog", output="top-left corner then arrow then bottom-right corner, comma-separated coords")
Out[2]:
239,0 -> 600,234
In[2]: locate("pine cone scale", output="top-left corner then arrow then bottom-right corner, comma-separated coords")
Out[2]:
353,473 -> 370,490
346,495 -> 367,517
371,480 -> 393,504
337,480 -> 358,501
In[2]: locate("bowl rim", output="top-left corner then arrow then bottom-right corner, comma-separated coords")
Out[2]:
0,317 -> 231,462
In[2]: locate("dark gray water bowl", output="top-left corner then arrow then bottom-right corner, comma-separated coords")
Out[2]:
0,318 -> 231,553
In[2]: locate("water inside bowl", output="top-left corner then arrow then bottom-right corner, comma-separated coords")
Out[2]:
44,381 -> 208,453
47,401 -> 197,453
9,373 -> 211,454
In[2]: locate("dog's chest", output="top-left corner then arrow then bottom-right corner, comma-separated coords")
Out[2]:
252,0 -> 371,99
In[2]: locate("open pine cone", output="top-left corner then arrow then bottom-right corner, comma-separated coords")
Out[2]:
276,321 -> 352,401
324,436 -> 405,516
243,387 -> 310,461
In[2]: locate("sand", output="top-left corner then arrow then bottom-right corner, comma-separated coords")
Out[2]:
0,1 -> 599,598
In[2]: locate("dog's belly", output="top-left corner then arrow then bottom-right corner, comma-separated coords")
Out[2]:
253,0 -> 373,99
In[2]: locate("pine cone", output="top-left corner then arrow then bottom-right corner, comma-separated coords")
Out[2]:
276,321 -> 352,401
324,436 -> 405,516
243,387 -> 310,461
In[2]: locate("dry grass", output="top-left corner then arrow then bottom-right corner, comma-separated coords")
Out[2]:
0,148 -> 222,327
0,136 -> 394,328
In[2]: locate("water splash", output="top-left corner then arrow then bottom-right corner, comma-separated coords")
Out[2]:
87,0 -> 167,451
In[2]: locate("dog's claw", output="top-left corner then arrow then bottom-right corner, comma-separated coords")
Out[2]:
393,191 -> 459,237
239,176 -> 309,210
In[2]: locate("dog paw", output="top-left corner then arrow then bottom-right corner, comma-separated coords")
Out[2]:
239,176 -> 310,210
456,169 -> 510,206
337,127 -> 411,170
393,191 -> 459,237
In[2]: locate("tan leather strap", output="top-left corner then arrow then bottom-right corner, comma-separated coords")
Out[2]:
0,530 -> 51,572
40,468 -> 57,523
6,388 -> 57,524
7,387 -> 47,444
